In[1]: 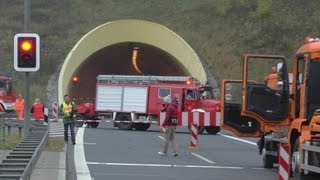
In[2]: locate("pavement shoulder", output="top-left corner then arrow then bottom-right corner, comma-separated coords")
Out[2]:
30,145 -> 67,180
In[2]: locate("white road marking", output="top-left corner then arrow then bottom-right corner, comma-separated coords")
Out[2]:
218,133 -> 257,146
75,127 -> 92,180
87,162 -> 244,169
191,152 -> 215,164
91,172 -> 162,177
84,142 -> 97,145
158,135 -> 215,164
88,162 -> 172,167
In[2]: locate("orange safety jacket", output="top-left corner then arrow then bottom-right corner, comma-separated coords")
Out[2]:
265,73 -> 278,90
32,103 -> 44,119
14,98 -> 25,111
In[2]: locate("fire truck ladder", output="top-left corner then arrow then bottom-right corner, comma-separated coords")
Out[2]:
97,75 -> 194,84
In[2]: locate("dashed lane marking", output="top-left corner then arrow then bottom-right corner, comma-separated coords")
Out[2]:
157,135 -> 215,164
191,152 -> 215,164
218,133 -> 257,146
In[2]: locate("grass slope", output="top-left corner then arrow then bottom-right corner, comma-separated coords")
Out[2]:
0,0 -> 319,100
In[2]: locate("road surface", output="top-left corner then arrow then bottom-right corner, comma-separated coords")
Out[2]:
72,123 -> 278,180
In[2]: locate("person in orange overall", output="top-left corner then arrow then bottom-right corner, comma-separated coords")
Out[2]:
30,98 -> 44,125
264,66 -> 278,90
14,94 -> 24,121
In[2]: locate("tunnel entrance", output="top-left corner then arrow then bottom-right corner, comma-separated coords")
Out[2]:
68,42 -> 189,104
58,19 -> 212,104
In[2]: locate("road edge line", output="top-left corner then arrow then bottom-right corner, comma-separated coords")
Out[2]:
75,127 -> 92,180
218,133 -> 257,146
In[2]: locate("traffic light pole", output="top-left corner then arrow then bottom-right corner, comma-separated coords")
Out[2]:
24,0 -> 30,136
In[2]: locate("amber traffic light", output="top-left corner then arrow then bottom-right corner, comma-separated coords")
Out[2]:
14,33 -> 40,72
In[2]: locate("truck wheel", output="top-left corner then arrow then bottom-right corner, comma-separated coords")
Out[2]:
116,114 -> 133,130
188,126 -> 205,134
205,126 -> 220,135
262,148 -> 274,169
75,115 -> 84,127
134,123 -> 150,131
89,122 -> 99,128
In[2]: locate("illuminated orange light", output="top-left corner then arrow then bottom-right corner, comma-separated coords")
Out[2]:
132,48 -> 142,74
186,80 -> 191,85
72,76 -> 79,83
21,41 -> 32,51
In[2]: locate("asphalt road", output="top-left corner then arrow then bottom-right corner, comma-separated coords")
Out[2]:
75,123 -> 278,180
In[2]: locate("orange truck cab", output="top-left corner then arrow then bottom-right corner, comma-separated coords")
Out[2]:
220,37 -> 320,178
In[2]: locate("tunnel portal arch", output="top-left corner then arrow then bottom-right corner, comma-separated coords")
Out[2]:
58,19 -> 210,104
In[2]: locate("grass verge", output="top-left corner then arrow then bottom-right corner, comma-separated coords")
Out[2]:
0,134 -> 23,150
44,137 -> 65,152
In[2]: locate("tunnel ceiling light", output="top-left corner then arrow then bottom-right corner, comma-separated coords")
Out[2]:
132,47 -> 142,74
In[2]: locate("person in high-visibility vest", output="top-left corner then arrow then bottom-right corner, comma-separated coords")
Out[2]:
14,94 -> 24,121
264,66 -> 278,90
30,98 -> 45,125
60,94 -> 77,145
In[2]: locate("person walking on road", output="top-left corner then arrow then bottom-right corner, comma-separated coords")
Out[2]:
30,98 -> 45,125
158,95 -> 179,157
14,94 -> 24,121
60,94 -> 77,145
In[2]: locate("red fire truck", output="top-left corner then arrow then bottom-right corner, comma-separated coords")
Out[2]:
0,76 -> 16,111
76,75 -> 221,134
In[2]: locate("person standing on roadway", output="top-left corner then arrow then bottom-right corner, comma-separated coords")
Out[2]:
158,95 -> 179,157
30,98 -> 45,125
14,94 -> 24,121
60,94 -> 77,145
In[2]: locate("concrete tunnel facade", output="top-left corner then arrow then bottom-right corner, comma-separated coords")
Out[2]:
58,19 -> 213,104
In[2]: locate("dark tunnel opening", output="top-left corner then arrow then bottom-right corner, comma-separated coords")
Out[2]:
68,42 -> 190,104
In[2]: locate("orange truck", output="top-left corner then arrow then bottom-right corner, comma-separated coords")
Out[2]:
220,37 -> 320,178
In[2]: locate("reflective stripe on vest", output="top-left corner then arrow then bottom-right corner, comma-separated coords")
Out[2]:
63,102 -> 73,113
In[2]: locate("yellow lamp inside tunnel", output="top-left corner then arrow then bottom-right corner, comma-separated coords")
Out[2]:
132,47 -> 142,74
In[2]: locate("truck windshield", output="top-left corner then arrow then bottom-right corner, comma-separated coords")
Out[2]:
306,59 -> 320,121
199,87 -> 213,99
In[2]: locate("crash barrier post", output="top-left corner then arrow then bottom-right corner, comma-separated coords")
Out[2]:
278,143 -> 290,180
51,102 -> 59,121
189,122 -> 198,150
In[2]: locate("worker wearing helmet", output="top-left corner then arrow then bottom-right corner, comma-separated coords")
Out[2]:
60,94 -> 77,145
264,66 -> 278,90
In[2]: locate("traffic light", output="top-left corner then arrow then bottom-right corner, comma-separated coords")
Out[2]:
14,33 -> 40,72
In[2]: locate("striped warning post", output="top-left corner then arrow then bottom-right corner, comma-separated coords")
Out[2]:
159,112 -> 166,135
188,122 -> 198,150
158,111 -> 220,127
51,102 -> 59,121
278,143 -> 290,180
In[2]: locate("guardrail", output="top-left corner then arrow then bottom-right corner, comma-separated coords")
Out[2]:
20,126 -> 49,180
0,122 -> 49,180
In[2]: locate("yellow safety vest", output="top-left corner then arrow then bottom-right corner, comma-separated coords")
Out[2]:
62,102 -> 73,117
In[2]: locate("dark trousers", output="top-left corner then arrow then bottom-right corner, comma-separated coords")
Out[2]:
64,122 -> 75,143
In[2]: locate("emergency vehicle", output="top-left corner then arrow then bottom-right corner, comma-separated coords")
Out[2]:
0,76 -> 16,111
76,75 -> 221,134
220,37 -> 320,178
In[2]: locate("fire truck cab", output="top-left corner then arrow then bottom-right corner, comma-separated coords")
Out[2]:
0,76 -> 15,111
220,37 -> 320,178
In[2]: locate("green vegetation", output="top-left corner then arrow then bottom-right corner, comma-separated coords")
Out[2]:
0,0 -> 320,99
44,137 -> 65,152
0,134 -> 23,150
